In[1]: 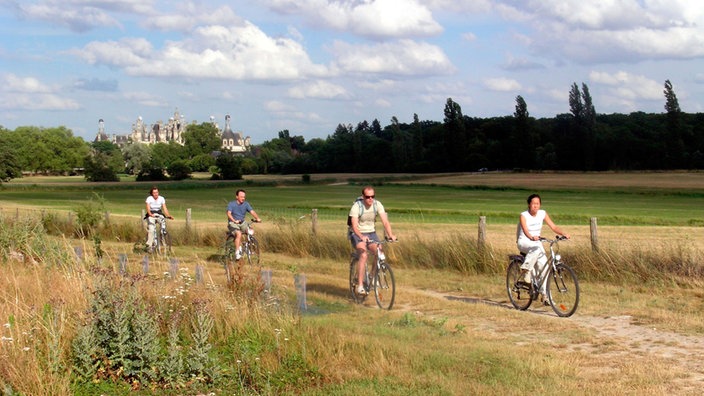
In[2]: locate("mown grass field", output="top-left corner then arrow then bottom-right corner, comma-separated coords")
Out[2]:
1,171 -> 704,395
4,171 -> 704,226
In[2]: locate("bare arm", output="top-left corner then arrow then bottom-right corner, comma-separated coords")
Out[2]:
544,212 -> 570,239
350,216 -> 366,241
249,209 -> 261,222
161,203 -> 173,219
379,212 -> 396,241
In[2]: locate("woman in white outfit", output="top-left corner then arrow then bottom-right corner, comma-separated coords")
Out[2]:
516,194 -> 570,288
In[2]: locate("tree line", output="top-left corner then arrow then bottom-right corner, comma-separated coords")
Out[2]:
0,79 -> 700,183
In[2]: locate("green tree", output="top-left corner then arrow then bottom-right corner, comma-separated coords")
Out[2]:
122,143 -> 151,175
84,151 -> 119,182
150,142 -> 186,169
0,133 -> 22,182
443,98 -> 467,170
91,140 -> 123,174
188,154 -> 215,172
569,83 -> 583,120
214,153 -> 243,180
182,123 -> 222,158
167,160 -> 191,180
663,79 -> 684,168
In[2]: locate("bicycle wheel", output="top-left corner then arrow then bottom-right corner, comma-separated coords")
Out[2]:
245,236 -> 261,265
547,263 -> 580,317
349,256 -> 367,304
373,262 -> 395,310
157,231 -> 172,255
506,259 -> 533,311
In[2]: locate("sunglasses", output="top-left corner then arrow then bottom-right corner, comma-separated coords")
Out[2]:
364,195 -> 375,199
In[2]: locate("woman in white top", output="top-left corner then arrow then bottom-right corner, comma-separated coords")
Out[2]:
145,186 -> 173,251
516,194 -> 570,285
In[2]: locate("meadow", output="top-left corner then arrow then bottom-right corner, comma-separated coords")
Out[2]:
1,171 -> 703,395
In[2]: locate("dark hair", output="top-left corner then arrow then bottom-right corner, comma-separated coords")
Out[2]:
236,189 -> 246,196
149,186 -> 159,195
527,193 -> 541,205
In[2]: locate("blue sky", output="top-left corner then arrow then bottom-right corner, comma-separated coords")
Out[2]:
1,0 -> 703,144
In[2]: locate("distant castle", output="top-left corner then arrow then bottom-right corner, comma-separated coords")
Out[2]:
94,109 -> 251,153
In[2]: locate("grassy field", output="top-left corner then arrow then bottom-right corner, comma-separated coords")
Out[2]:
3,171 -> 704,226
1,171 -> 704,395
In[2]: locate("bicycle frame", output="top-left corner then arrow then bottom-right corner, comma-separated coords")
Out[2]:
350,239 -> 396,310
530,237 -> 563,293
507,235 -> 579,317
225,218 -> 261,265
149,214 -> 169,253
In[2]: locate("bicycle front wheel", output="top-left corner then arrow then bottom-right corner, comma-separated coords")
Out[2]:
547,263 -> 580,317
506,259 -> 532,311
158,231 -> 172,255
373,262 -> 395,310
245,236 -> 261,265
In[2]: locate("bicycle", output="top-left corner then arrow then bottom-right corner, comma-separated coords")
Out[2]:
223,218 -> 261,287
506,235 -> 580,317
146,213 -> 172,255
349,238 -> 396,310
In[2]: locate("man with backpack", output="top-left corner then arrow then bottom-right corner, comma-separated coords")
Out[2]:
348,186 -> 397,295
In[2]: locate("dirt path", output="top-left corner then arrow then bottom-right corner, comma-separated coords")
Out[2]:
302,266 -> 704,392
394,286 -> 704,392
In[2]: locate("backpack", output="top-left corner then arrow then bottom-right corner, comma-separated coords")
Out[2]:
346,196 -> 377,227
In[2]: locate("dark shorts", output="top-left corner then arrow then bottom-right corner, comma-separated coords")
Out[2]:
349,231 -> 380,249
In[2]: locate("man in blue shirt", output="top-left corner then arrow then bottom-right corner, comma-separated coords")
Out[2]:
227,189 -> 261,259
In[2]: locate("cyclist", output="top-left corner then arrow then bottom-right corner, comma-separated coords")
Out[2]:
348,186 -> 397,295
226,189 -> 261,260
145,186 -> 173,252
516,194 -> 570,289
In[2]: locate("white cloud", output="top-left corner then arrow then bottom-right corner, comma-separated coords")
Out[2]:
142,5 -> 243,31
123,91 -> 167,107
590,71 -> 662,100
484,77 -> 521,92
72,22 -> 329,80
331,39 -> 455,76
500,0 -> 704,63
15,0 -> 126,32
0,74 -> 80,110
288,80 -> 349,99
267,0 -> 442,38
461,32 -> 477,42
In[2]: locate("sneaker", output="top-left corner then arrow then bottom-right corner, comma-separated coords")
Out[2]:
520,270 -> 531,284
356,285 -> 367,295
235,252 -> 242,260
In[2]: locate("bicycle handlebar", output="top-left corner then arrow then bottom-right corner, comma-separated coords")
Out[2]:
539,235 -> 569,243
365,237 -> 398,245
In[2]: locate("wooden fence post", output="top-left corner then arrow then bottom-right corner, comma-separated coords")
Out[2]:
104,211 -> 110,225
141,209 -> 146,229
590,217 -> 599,253
311,209 -> 318,235
478,216 -> 486,251
186,208 -> 192,230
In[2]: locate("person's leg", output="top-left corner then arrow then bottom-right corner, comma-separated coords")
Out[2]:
146,216 -> 156,247
234,230 -> 243,258
355,241 -> 369,293
518,240 -> 544,271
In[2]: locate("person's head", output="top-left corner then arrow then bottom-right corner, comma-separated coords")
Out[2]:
527,193 -> 541,214
150,186 -> 159,198
361,186 -> 375,203
235,189 -> 246,203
